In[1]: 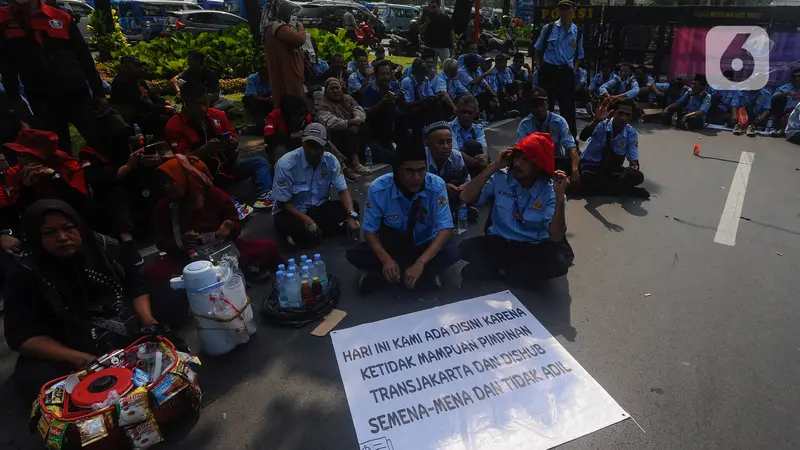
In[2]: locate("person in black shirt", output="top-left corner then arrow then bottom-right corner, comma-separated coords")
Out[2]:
3,200 -> 165,400
171,51 -> 234,113
111,55 -> 175,138
419,0 -> 454,67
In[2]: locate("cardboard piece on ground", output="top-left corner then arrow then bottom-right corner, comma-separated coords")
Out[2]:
311,309 -> 347,336
642,108 -> 663,116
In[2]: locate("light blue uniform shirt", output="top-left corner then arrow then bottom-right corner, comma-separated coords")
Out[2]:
575,67 -> 588,86
636,75 -> 655,102
588,73 -> 615,96
363,173 -> 454,246
676,90 -> 712,121
534,19 -> 584,69
714,90 -> 737,112
271,148 -> 348,214
348,70 -> 373,95
400,76 -> 434,102
532,70 -> 539,87
580,118 -> 639,166
477,171 -> 556,244
488,66 -> 514,93
347,60 -> 372,73
517,112 -> 576,159
449,118 -> 487,150
599,74 -> 640,99
245,73 -> 271,97
457,67 -> 489,96
432,72 -> 469,99
425,147 -> 470,184
772,82 -> 800,112
733,88 -> 772,115
458,54 -> 467,69
402,65 -> 412,79
314,60 -> 330,77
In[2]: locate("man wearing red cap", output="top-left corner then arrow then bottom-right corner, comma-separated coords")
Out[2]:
459,132 -> 570,284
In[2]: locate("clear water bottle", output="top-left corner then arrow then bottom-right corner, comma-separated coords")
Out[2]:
276,271 -> 289,307
365,145 -> 373,167
277,263 -> 286,273
288,265 -> 297,275
300,255 -> 308,267
300,266 -> 311,284
313,254 -> 329,293
288,258 -> 296,267
133,123 -> 144,148
285,273 -> 301,308
456,204 -> 468,235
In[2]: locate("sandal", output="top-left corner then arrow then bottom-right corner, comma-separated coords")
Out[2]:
342,166 -> 360,182
353,164 -> 372,175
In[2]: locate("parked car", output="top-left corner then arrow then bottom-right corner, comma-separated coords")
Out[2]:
374,3 -> 419,32
56,0 -> 94,43
163,10 -> 246,36
113,0 -> 203,41
296,1 -> 377,33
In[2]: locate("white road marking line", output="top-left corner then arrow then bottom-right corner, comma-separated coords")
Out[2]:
714,151 -> 755,246
486,118 -> 517,130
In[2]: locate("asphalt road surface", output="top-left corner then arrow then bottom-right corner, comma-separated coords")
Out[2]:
2,116 -> 800,450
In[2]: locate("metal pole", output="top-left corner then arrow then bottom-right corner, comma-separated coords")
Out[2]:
474,0 -> 481,44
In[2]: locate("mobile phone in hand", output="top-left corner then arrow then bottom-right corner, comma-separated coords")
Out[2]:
220,131 -> 232,142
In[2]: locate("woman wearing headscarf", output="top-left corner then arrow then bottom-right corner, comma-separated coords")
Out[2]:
3,199 -> 163,399
261,0 -> 307,106
145,155 -> 283,286
317,78 -> 371,175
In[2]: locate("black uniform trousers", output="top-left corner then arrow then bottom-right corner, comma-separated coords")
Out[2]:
273,200 -> 360,247
539,64 -> 577,137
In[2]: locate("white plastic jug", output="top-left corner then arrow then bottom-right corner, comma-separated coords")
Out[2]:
170,260 -> 256,355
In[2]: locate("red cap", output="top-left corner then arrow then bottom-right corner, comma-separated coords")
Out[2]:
513,132 -> 555,176
3,129 -> 60,161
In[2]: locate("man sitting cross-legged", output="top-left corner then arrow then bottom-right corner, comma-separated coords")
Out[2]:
449,94 -> 489,178
272,123 -> 360,247
577,98 -> 648,198
662,74 -> 712,130
346,144 -> 460,293
458,133 -> 570,286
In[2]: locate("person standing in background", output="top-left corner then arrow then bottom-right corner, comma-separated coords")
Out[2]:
419,0 -> 454,68
533,0 -> 583,138
261,0 -> 306,107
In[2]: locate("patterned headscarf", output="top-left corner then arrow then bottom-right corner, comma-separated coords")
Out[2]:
261,0 -> 287,37
157,154 -> 213,199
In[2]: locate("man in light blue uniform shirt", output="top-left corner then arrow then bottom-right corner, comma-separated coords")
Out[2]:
731,86 -> 773,136
517,87 -> 580,184
423,121 -> 475,220
272,123 -> 360,247
459,133 -> 569,285
489,54 -> 523,114
450,95 -> 488,177
588,61 -> 614,98
433,58 -> 470,116
533,0 -> 584,137
346,145 -> 459,292
457,54 -> 494,99
633,65 -> 655,103
770,68 -> 800,136
663,74 -> 712,130
578,98 -> 648,198
347,47 -> 374,102
243,66 -> 273,120
599,62 -> 640,101
575,65 -> 590,112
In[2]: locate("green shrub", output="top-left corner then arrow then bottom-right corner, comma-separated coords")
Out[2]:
121,25 -> 262,80
307,28 -> 358,64
88,8 -> 131,62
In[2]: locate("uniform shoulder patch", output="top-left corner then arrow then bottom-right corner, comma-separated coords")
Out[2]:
437,196 -> 447,207
276,178 -> 288,187
49,19 -> 63,29
365,199 -> 371,209
533,199 -> 542,211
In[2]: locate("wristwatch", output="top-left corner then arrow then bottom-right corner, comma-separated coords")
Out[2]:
348,211 -> 359,219
0,229 -> 12,236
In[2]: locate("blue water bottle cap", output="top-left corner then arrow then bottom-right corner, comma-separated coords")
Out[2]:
302,266 -> 309,273
314,253 -> 321,260
288,258 -> 296,265
286,273 -> 295,280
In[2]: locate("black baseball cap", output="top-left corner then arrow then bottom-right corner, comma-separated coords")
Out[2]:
558,0 -> 576,7
530,87 -> 548,100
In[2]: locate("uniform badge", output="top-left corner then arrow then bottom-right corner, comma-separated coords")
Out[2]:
437,196 -> 447,207
49,19 -> 63,29
569,39 -> 577,49
549,127 -> 557,136
6,22 -> 20,29
276,178 -> 287,187
320,168 -> 328,179
532,199 -> 542,211
617,140 -> 625,147
365,199 -> 371,209
212,119 -> 221,126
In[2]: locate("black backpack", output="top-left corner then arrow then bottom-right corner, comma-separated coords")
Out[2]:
535,21 -> 583,66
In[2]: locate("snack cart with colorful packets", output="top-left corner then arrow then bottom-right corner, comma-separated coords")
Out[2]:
30,336 -> 202,450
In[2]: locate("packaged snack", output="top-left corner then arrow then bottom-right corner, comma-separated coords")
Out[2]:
125,418 -> 163,449
132,368 -> 149,387
151,373 -> 187,405
76,415 -> 109,446
44,420 -> 67,450
117,387 -> 150,427
37,406 -> 61,439
44,387 -> 65,408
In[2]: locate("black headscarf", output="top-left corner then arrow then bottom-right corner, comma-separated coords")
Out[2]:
20,200 -> 126,319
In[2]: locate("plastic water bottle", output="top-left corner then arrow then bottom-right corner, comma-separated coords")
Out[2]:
313,254 -> 329,292
288,264 -> 297,275
288,258 -> 296,267
365,145 -> 373,167
133,123 -> 144,148
285,273 -> 301,308
456,204 -> 468,235
276,271 -> 289,307
277,264 -> 286,273
300,255 -> 308,267
300,266 -> 311,284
